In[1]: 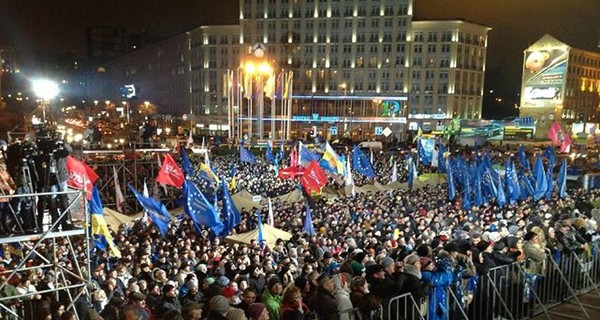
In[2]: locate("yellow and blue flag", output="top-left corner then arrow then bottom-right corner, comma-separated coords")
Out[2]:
320,142 -> 344,175
89,187 -> 121,258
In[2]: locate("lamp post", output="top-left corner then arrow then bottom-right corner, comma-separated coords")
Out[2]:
32,79 -> 59,123
243,59 -> 273,139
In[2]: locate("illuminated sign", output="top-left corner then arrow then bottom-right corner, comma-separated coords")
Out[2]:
374,127 -> 383,135
409,113 -> 446,120
381,100 -> 401,117
520,35 -> 569,109
524,87 -> 561,100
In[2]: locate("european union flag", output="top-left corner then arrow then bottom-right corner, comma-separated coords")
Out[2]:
220,178 -> 241,237
474,162 -> 483,206
266,141 -> 274,163
417,138 -> 432,166
408,156 -> 418,190
180,147 -> 195,178
352,145 -> 375,178
240,146 -> 257,163
257,210 -> 264,244
447,159 -> 456,200
505,159 -> 521,205
183,180 -> 224,235
303,203 -> 316,236
533,155 -> 548,201
463,169 -> 472,210
518,170 -> 535,198
129,184 -> 171,237
518,145 -> 531,173
299,142 -> 320,165
558,159 -> 567,199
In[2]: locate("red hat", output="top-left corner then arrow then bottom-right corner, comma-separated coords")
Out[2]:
221,286 -> 237,298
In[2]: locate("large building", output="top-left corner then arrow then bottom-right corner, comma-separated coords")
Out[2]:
106,0 -> 491,141
519,34 -> 600,139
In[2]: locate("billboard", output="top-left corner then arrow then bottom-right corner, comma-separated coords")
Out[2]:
520,36 -> 569,110
458,118 -> 536,141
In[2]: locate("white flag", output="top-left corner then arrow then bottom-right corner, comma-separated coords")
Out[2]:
205,150 -> 211,168
431,148 -> 439,168
345,153 -> 354,186
187,130 -> 194,147
268,198 -> 274,226
370,150 -> 374,165
113,166 -> 125,213
391,161 -> 398,182
143,180 -> 150,197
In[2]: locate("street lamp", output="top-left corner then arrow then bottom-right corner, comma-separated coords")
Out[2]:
242,58 -> 273,139
32,79 -> 59,122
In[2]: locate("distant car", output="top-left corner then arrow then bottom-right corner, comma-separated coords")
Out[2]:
474,123 -> 503,137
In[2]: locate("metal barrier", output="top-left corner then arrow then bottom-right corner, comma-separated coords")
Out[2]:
0,188 -> 90,320
385,246 -> 600,320
386,292 -> 426,320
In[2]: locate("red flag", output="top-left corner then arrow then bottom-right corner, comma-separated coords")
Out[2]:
300,161 -> 327,193
547,121 -> 572,153
278,166 -> 304,179
290,147 -> 298,167
66,156 -> 99,200
156,153 -> 185,188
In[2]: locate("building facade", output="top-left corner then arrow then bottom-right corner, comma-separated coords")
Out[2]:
105,0 -> 491,141
519,34 -> 600,139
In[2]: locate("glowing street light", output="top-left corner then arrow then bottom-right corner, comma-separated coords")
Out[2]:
32,79 -> 59,122
242,59 -> 273,139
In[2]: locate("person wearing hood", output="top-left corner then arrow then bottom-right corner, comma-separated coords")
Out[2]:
331,273 -> 353,320
262,277 -> 283,320
156,284 -> 182,318
308,274 -> 339,320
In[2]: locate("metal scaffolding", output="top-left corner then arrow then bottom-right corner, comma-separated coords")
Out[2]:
0,188 -> 90,320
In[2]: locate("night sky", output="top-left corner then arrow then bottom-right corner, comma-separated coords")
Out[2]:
1,0 -> 599,115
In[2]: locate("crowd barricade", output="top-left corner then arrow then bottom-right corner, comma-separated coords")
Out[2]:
385,247 -> 600,320
386,292 -> 426,320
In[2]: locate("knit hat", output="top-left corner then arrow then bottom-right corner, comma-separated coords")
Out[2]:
222,286 -> 237,298
403,254 -> 420,266
163,284 -> 176,294
351,261 -> 365,276
247,303 -> 267,319
380,257 -> 394,269
365,264 -> 384,277
226,308 -> 246,320
294,277 -> 308,291
204,277 -> 216,286
217,276 -> 230,287
210,295 -> 230,314
475,240 -> 490,252
317,273 -> 333,287
130,292 -> 146,301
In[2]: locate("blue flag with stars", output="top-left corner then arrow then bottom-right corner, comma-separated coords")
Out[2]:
558,158 -> 567,199
180,147 -> 195,178
183,180 -> 224,235
266,141 -> 274,163
220,177 -> 241,237
303,203 -> 316,236
240,146 -> 257,163
352,145 -> 375,178
129,184 -> 171,238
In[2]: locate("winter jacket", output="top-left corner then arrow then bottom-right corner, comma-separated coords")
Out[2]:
262,288 -> 282,320
309,288 -> 339,320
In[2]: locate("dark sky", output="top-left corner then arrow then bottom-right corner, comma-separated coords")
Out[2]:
1,0 -> 599,97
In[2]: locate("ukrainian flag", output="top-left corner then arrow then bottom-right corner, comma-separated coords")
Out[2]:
89,187 -> 121,258
320,142 -> 345,175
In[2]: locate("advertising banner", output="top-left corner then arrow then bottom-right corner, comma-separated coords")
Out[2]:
521,36 -> 569,109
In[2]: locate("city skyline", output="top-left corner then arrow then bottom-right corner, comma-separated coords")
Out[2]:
1,0 -> 599,113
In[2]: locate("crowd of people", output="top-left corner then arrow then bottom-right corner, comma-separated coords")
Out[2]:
1,141 -> 600,320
